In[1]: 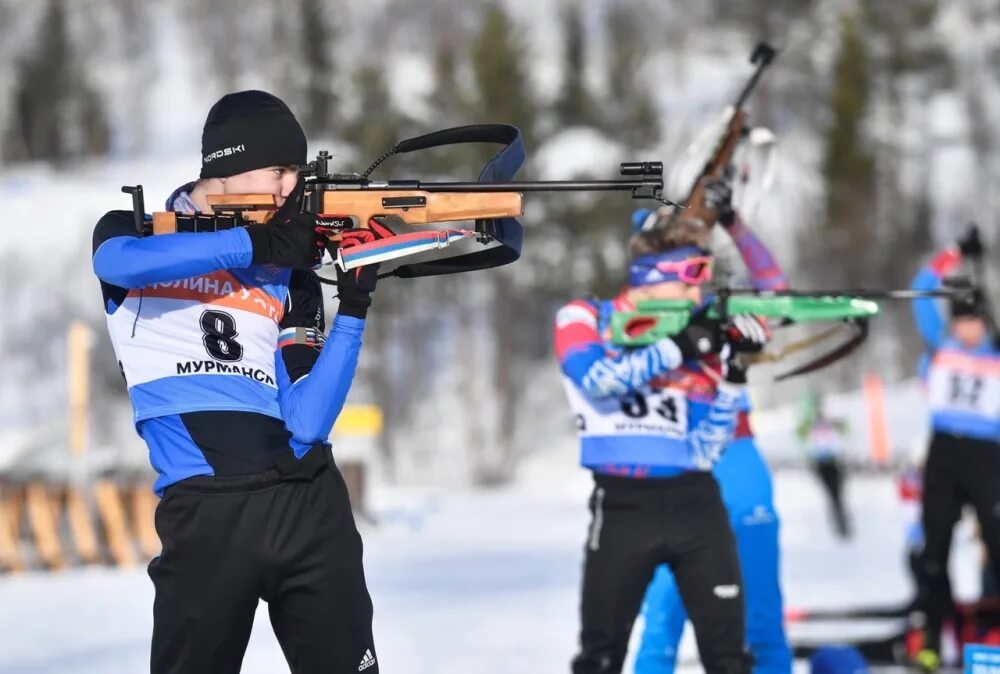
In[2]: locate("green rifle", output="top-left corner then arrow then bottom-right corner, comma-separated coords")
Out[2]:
609,287 -> 967,380
610,295 -> 878,346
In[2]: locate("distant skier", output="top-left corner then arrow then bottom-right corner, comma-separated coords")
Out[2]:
908,226 -> 1000,671
797,393 -> 852,540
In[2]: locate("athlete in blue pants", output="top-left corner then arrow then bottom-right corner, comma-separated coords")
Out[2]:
633,181 -> 793,674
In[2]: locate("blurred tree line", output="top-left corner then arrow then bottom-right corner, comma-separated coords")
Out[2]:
2,0 -> 998,482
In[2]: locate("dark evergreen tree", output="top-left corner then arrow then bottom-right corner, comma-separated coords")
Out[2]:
467,3 -> 541,484
340,62 -> 417,478
555,3 -> 597,128
4,0 -> 109,163
602,3 -> 659,151
469,3 -> 538,150
300,0 -> 339,138
814,14 -> 876,288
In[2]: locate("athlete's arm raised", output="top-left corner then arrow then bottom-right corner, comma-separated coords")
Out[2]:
275,267 -> 377,452
911,247 -> 962,352
707,178 -> 788,291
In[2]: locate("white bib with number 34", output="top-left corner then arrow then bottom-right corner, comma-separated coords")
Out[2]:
564,381 -> 688,439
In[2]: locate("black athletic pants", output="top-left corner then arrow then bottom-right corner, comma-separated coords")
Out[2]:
572,472 -> 749,674
919,432 -> 1000,653
148,446 -> 378,674
813,457 -> 850,539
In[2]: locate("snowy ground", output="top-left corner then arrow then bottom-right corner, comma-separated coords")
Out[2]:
0,447 -> 986,674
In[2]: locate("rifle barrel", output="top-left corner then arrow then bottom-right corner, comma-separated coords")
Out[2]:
313,179 -> 661,193
722,288 -> 966,300
733,43 -> 778,109
734,62 -> 770,109
421,180 -> 660,193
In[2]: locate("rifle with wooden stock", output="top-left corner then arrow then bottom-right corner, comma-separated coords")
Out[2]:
121,124 -> 673,278
669,42 -> 777,229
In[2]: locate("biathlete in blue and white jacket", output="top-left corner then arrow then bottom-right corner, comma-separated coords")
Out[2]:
92,90 -> 381,674
633,180 -> 792,674
556,219 -> 767,674
908,228 -> 1000,667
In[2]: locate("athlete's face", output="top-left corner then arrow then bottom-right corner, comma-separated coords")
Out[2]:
629,280 -> 703,305
222,166 -> 299,207
952,315 -> 987,348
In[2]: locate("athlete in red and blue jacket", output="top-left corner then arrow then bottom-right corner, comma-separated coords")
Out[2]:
556,215 -> 768,674
632,180 -> 792,674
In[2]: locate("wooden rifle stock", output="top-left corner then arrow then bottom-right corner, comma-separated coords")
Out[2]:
150,194 -> 275,234
681,109 -> 747,229
147,190 -> 524,238
207,194 -> 278,210
316,190 -> 523,226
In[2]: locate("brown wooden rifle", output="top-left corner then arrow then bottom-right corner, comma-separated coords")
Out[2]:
670,42 -> 777,228
122,125 -> 673,278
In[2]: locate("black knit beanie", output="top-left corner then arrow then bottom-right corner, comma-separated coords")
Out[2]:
200,90 -> 307,178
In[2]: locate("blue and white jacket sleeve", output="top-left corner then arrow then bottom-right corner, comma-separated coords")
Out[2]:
554,300 -> 685,399
92,210 -> 252,289
275,270 -> 364,455
689,383 -> 743,467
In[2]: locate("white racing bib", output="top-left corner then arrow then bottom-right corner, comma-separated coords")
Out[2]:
106,269 -> 289,422
809,423 -> 844,458
564,379 -> 688,439
927,350 -> 1000,418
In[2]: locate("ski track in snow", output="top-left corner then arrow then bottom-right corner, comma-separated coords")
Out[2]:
0,458 -> 986,673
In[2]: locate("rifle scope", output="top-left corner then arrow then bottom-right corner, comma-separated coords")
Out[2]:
620,162 -> 662,177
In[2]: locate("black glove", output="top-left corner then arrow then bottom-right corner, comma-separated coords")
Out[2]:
703,176 -> 736,228
957,224 -> 983,259
334,218 -> 395,319
670,314 -> 724,361
336,264 -> 379,319
722,346 -> 749,385
245,177 -> 322,268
